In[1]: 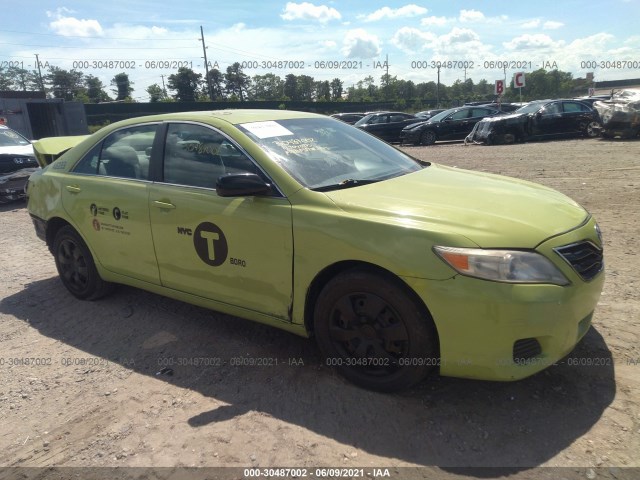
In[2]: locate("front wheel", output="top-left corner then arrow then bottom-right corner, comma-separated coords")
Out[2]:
314,268 -> 438,392
53,226 -> 113,300
420,130 -> 437,146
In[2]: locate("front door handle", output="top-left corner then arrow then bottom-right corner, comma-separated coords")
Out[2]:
153,200 -> 176,209
65,185 -> 81,193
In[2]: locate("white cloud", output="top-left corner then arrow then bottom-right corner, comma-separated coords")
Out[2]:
440,27 -> 480,45
341,29 -> 381,58
390,27 -> 436,52
47,8 -> 104,37
503,33 -> 563,51
459,9 -> 485,23
522,19 -> 541,28
361,5 -> 428,22
421,16 -> 448,27
543,21 -> 564,30
280,2 -> 341,23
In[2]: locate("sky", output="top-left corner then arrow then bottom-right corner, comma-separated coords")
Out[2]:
1,0 -> 639,101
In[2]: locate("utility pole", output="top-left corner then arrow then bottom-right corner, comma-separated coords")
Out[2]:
160,74 -> 167,98
200,26 -> 214,101
436,65 -> 440,108
34,54 -> 45,93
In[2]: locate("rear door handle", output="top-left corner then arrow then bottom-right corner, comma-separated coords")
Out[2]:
153,200 -> 176,209
65,185 -> 81,193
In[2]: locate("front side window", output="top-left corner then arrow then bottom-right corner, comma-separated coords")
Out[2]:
72,124 -> 157,179
163,123 -> 261,189
450,110 -> 471,121
238,117 -> 424,191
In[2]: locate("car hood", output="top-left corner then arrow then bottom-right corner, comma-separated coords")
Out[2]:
0,144 -> 35,156
323,164 -> 587,248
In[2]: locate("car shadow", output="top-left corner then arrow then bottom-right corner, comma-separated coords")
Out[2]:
1,277 -> 616,473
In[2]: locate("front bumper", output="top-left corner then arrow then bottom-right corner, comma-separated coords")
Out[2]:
400,129 -> 422,144
402,218 -> 605,381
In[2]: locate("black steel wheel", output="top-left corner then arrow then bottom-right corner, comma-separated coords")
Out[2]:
53,226 -> 112,300
420,130 -> 437,145
314,268 -> 438,392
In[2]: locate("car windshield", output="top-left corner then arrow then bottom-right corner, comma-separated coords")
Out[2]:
515,102 -> 545,114
237,117 -> 424,191
426,109 -> 452,123
0,128 -> 31,147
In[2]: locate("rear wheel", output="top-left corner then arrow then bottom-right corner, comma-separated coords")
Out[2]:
314,268 -> 438,392
420,130 -> 437,146
582,120 -> 601,138
53,226 -> 113,300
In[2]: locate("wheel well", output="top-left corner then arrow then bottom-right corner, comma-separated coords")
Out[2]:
304,260 -> 438,344
45,217 -> 73,253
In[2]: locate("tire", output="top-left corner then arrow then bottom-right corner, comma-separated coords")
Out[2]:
314,268 -> 438,392
420,130 -> 437,146
53,226 -> 113,300
583,121 -> 601,138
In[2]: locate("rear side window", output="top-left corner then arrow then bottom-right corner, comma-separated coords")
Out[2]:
72,124 -> 157,179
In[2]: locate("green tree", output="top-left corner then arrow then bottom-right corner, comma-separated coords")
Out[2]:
205,68 -> 225,100
146,83 -> 165,102
110,72 -> 133,101
283,74 -> 298,100
85,75 -> 111,103
315,80 -> 331,101
251,73 -> 284,100
330,78 -> 343,101
46,66 -> 84,101
167,67 -> 202,102
224,63 -> 250,101
296,75 -> 315,101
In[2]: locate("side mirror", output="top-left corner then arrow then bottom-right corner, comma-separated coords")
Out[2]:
216,173 -> 272,197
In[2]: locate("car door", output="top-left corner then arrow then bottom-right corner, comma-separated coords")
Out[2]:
148,122 -> 294,320
533,102 -> 563,136
440,109 -> 471,140
561,101 -> 593,134
364,114 -> 391,140
62,123 -> 161,285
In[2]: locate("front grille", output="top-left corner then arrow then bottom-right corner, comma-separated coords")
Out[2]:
554,241 -> 604,282
513,338 -> 542,362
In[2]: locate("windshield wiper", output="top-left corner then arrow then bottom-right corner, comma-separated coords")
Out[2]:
311,178 -> 380,192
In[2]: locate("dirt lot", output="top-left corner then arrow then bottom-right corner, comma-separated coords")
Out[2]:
0,137 -> 639,479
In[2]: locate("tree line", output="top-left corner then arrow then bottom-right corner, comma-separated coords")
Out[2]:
1,62 -> 595,108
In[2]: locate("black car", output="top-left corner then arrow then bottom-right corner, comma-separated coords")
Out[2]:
477,102 -> 523,112
470,99 -> 602,144
0,125 -> 38,203
354,112 -> 422,142
400,106 -> 503,145
330,112 -> 366,124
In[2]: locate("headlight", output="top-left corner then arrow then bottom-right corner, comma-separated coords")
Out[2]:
433,246 -> 569,285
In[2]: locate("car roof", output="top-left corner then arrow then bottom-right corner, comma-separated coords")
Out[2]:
107,109 -> 323,129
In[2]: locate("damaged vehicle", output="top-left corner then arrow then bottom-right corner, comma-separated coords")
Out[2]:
0,125 -> 39,203
593,89 -> 640,139
468,99 -> 602,145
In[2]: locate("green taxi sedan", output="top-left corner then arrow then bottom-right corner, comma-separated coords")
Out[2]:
27,110 -> 604,391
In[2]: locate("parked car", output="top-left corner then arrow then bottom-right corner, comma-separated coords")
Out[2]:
354,111 -> 422,143
400,106 -> 503,145
414,109 -> 446,120
0,125 -> 39,203
593,89 -> 640,139
28,109 -> 604,392
469,99 -> 602,144
330,112 -> 366,125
